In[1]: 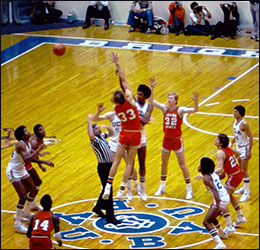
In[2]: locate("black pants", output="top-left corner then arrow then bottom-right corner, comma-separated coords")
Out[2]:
212,20 -> 237,38
94,162 -> 115,220
84,5 -> 111,25
30,2 -> 62,24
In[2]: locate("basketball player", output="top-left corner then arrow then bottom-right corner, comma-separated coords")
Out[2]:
130,84 -> 153,201
230,105 -> 253,202
149,78 -> 198,200
92,103 -> 140,200
25,124 -> 54,211
198,157 -> 229,249
27,194 -> 62,249
214,133 -> 247,230
102,52 -> 141,201
6,125 -> 46,233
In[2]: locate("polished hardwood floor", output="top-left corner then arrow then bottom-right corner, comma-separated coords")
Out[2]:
1,24 -> 259,249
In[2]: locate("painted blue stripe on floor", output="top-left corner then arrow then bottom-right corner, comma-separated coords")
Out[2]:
1,35 -> 259,65
227,76 -> 237,80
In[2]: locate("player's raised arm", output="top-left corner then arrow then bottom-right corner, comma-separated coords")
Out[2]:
110,52 -> 131,94
148,78 -> 166,113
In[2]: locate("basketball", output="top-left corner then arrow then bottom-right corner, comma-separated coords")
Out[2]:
53,43 -> 65,56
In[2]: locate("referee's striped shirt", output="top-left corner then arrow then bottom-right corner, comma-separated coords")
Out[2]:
90,133 -> 113,164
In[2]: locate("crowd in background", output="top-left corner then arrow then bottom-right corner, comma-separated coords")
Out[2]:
1,1 -> 259,41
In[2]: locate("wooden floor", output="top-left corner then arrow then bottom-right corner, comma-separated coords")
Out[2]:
1,25 -> 259,249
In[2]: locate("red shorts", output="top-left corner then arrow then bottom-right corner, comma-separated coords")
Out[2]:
25,162 -> 33,171
118,130 -> 141,147
225,171 -> 243,190
29,237 -> 53,249
162,137 -> 184,152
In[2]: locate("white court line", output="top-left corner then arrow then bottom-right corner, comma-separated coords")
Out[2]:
183,62 -> 259,140
205,102 -> 220,106
196,112 -> 259,119
232,99 -> 250,102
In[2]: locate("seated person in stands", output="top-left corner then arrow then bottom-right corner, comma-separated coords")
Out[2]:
168,1 -> 185,35
30,1 -> 62,24
82,1 -> 111,30
184,1 -> 212,36
211,2 -> 239,40
127,1 -> 154,34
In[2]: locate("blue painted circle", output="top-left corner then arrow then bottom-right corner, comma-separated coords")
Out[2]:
94,212 -> 168,234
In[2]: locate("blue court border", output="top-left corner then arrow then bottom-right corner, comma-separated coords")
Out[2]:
1,35 -> 259,65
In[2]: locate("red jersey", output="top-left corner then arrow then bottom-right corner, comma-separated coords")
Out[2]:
163,107 -> 182,138
31,211 -> 54,238
115,99 -> 141,131
25,138 -> 43,170
221,147 -> 241,176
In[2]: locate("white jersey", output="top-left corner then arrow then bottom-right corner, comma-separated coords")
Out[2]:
136,102 -> 149,147
233,119 -> 249,147
207,173 -> 230,203
9,140 -> 31,172
109,114 -> 121,152
6,140 -> 31,182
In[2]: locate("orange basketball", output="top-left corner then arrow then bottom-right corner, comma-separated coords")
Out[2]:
53,43 -> 65,56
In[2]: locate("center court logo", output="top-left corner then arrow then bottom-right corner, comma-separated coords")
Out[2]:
52,197 -> 212,249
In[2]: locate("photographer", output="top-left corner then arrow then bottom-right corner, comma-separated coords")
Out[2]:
168,1 -> 185,35
184,1 -> 212,36
211,2 -> 239,40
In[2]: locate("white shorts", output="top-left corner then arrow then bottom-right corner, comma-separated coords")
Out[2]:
212,195 -> 230,211
236,145 -> 249,160
109,140 -> 118,153
139,129 -> 147,148
6,163 -> 29,183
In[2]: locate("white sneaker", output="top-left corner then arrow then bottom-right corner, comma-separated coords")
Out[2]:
239,193 -> 250,202
214,243 -> 226,249
154,186 -> 165,196
116,189 -> 124,201
224,226 -> 236,235
139,186 -> 147,201
233,216 -> 247,227
14,222 -> 28,234
234,186 -> 244,195
30,203 -> 43,211
126,186 -> 133,201
185,190 -> 193,200
13,214 -> 29,222
102,186 -> 111,200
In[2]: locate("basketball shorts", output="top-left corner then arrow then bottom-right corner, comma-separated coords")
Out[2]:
25,162 -> 33,171
118,130 -> 141,148
6,163 -> 29,183
162,137 -> 184,153
236,145 -> 250,160
225,171 -> 243,190
109,139 -> 118,153
29,236 -> 54,249
212,195 -> 230,210
139,129 -> 147,148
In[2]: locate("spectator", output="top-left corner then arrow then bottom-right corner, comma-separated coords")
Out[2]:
1,1 -> 21,25
249,0 -> 259,41
30,1 -> 62,24
82,1 -> 111,30
184,1 -> 212,36
211,2 -> 240,40
127,1 -> 154,34
168,1 -> 185,35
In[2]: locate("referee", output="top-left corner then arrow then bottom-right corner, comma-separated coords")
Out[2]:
87,114 -> 120,225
